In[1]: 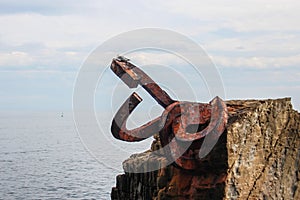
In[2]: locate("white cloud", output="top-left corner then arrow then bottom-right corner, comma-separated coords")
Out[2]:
205,33 -> 300,55
0,0 -> 102,15
127,51 -> 186,66
0,1 -> 297,71
0,13 -> 110,47
213,54 -> 300,68
0,51 -> 34,66
161,0 -> 300,32
0,0 -> 299,112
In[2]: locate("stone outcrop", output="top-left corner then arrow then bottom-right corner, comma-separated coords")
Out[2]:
111,98 -> 300,199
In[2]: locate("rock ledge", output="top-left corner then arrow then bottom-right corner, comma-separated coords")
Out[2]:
111,98 -> 300,200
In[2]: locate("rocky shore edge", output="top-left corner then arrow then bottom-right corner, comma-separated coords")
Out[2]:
111,98 -> 300,199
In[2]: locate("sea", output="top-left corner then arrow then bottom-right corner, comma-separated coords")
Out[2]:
0,112 -> 151,199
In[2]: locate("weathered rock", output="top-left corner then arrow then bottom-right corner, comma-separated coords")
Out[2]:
111,98 -> 300,200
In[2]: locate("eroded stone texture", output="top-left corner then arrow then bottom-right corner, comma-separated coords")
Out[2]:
111,98 -> 299,200
225,98 -> 300,199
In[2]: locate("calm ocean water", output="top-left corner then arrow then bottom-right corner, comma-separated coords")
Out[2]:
0,112 -> 151,199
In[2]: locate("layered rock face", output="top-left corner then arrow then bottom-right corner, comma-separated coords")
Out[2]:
111,98 -> 300,200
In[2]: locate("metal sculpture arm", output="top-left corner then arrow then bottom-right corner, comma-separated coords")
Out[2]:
110,56 -> 228,170
111,58 -> 175,108
110,57 -> 176,141
111,92 -> 161,141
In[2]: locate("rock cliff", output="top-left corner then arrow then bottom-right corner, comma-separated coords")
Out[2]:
111,98 -> 300,199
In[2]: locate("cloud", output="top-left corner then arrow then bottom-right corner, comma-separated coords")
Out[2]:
213,54 -> 300,68
160,0 -> 300,32
0,13 -> 98,71
0,41 -> 85,72
0,51 -> 34,67
0,13 -> 106,47
0,0 -> 299,111
205,33 -> 300,55
0,0 -> 102,15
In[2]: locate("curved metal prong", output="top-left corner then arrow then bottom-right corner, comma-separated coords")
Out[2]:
111,58 -> 175,108
111,92 -> 161,142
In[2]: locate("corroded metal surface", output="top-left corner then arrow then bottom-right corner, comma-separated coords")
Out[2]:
111,58 -> 175,108
110,56 -> 228,170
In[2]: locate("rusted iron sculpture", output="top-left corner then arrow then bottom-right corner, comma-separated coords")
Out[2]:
111,56 -> 228,170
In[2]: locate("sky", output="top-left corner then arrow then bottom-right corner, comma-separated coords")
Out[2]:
0,0 -> 299,111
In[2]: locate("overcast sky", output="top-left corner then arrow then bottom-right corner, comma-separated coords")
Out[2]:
0,0 -> 299,111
